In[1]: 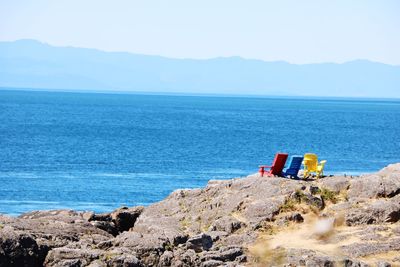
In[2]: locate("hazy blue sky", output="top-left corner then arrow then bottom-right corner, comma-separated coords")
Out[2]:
0,0 -> 399,64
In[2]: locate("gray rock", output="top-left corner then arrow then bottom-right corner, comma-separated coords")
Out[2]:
218,247 -> 243,262
186,233 -> 213,252
276,212 -> 304,226
90,220 -> 118,236
159,251 -> 174,266
87,260 -> 107,267
222,233 -> 256,247
305,256 -> 335,267
318,176 -> 351,193
90,213 -> 112,222
180,249 -> 199,266
345,197 -> 400,225
377,261 -> 391,267
44,247 -> 102,266
86,206 -> 144,235
245,197 -> 285,228
341,238 -> 400,257
82,212 -> 95,222
205,231 -> 228,242
200,247 -> 243,262
343,259 -> 370,267
348,164 -> 400,200
1,210 -> 112,249
0,226 -> 48,267
285,248 -> 337,266
110,206 -> 144,233
305,195 -> 325,210
210,217 -> 244,234
201,260 -> 224,267
1,163 -> 400,266
289,190 -> 325,210
112,231 -> 168,255
18,209 -> 80,221
106,255 -> 142,267
172,233 -> 189,246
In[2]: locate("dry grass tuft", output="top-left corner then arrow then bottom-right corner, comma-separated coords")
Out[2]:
319,188 -> 338,203
248,238 -> 287,266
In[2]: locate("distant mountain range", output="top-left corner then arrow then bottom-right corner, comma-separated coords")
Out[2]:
1,39 -> 399,98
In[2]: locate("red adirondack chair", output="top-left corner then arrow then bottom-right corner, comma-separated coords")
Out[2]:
259,153 -> 288,177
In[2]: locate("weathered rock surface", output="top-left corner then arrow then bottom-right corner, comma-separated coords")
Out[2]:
0,163 -> 400,266
0,226 -> 48,267
348,163 -> 400,199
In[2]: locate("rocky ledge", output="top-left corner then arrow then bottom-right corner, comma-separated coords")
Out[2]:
1,164 -> 400,267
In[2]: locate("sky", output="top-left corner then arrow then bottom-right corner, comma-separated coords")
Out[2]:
0,0 -> 399,65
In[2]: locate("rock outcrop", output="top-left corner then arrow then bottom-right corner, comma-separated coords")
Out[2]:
1,163 -> 400,266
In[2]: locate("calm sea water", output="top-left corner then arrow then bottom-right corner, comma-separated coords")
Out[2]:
1,90 -> 400,215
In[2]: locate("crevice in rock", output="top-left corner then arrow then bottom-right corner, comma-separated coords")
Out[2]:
387,188 -> 400,198
0,233 -> 50,267
88,206 -> 144,237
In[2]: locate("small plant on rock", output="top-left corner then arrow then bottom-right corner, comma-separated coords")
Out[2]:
163,242 -> 174,251
294,189 -> 309,202
180,217 -> 190,231
319,188 -> 338,204
280,199 -> 298,213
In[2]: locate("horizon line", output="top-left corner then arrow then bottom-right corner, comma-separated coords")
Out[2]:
2,86 -> 400,102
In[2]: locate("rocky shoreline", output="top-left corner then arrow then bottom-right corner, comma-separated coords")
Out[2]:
1,164 -> 400,267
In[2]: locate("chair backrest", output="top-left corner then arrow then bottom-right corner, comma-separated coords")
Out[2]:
286,155 -> 304,175
303,153 -> 318,171
270,153 -> 288,175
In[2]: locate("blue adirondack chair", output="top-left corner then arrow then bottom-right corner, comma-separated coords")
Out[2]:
283,155 -> 304,179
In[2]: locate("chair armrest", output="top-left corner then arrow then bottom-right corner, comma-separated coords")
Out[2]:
320,160 -> 327,164
259,165 -> 273,168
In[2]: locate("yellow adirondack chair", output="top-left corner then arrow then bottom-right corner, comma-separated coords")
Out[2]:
303,153 -> 327,179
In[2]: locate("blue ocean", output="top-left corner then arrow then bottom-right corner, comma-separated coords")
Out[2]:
1,90 -> 400,216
